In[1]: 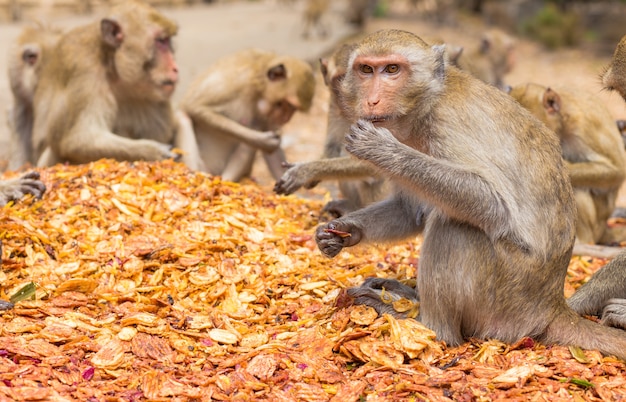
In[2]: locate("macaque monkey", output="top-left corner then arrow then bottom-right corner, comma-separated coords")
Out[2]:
302,0 -> 329,39
275,44 -> 392,216
32,0 -> 202,169
602,34 -> 626,102
7,23 -> 62,170
179,49 -> 315,182
314,29 -> 626,360
0,172 -> 45,207
509,83 -> 626,247
455,28 -> 516,89
275,41 -> 465,216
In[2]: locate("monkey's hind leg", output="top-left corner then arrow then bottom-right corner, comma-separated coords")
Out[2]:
346,277 -> 420,319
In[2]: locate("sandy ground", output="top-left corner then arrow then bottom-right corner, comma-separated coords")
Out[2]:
1,0 -> 625,203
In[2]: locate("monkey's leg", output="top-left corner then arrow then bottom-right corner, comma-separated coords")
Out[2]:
221,144 -> 256,182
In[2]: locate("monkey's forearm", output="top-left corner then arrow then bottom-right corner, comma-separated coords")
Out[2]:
567,161 -> 625,189
185,105 -> 278,150
347,121 -> 509,234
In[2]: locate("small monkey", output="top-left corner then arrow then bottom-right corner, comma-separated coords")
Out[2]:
314,29 -> 626,359
179,49 -> 315,182
32,0 -> 201,169
0,172 -> 45,207
7,23 -> 62,170
509,83 -> 626,246
602,34 -> 626,102
455,28 -> 516,89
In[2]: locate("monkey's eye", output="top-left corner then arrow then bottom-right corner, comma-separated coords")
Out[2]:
385,64 -> 399,73
359,65 -> 374,74
156,37 -> 172,50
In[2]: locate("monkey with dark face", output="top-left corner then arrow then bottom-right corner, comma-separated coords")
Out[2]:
314,29 -> 626,359
180,49 -> 315,182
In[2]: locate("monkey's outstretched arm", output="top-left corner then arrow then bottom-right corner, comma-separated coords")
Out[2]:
274,157 -> 378,195
565,159 -> 625,189
315,193 -> 424,258
346,120 -> 509,235
183,104 -> 280,153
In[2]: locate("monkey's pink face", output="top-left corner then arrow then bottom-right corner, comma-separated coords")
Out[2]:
146,34 -> 179,101
353,54 -> 410,123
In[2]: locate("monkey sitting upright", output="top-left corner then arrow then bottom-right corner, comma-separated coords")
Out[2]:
509,83 -> 626,247
179,49 -> 315,183
313,29 -> 626,360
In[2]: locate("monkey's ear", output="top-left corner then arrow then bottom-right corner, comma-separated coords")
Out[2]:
101,18 -> 124,48
432,45 -> 446,81
542,88 -> 561,114
267,64 -> 287,81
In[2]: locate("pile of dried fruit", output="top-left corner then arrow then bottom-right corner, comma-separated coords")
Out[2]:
0,159 -> 625,401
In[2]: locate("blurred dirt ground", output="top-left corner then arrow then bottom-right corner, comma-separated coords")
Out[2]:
1,0 -> 625,203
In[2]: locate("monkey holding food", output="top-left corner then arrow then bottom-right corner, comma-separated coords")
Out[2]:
313,29 -> 626,360
179,49 -> 315,183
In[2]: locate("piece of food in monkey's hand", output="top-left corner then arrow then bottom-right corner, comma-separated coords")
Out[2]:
324,228 -> 352,237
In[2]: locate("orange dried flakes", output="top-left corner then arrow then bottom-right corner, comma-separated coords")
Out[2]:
0,159 -> 623,400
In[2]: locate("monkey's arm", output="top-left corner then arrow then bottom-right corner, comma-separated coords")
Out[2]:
173,110 -> 206,171
0,171 -> 46,207
346,120 -> 509,237
183,104 -> 280,153
316,192 -> 424,258
565,159 -> 625,189
274,157 -> 378,195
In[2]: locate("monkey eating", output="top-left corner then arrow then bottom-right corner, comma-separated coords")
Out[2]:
314,29 -> 626,359
179,49 -> 315,183
32,0 -> 201,168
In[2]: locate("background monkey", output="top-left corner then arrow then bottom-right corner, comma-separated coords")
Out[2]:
179,49 -> 315,183
602,34 -> 626,102
32,0 -> 201,169
275,44 -> 392,216
314,29 -> 626,360
301,0 -> 330,39
454,28 -> 516,89
7,23 -> 62,170
509,83 -> 626,246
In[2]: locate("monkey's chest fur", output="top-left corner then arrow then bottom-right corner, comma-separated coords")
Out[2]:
113,101 -> 174,144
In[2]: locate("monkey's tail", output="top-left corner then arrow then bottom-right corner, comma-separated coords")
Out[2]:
546,309 -> 626,361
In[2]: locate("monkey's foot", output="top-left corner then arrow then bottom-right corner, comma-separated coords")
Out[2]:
346,277 -> 420,319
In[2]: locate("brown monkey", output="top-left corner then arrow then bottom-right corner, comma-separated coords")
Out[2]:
602,34 -> 626,102
275,41 -> 463,216
314,29 -> 626,359
0,172 -> 45,207
275,44 -> 392,215
302,0 -> 330,39
455,28 -> 516,89
179,49 -> 315,182
509,83 -> 626,246
32,0 -> 202,169
7,23 -> 62,170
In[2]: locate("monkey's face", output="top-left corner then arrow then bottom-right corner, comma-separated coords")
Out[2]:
258,99 -> 298,130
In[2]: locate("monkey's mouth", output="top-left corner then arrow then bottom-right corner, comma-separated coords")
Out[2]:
366,115 -> 391,124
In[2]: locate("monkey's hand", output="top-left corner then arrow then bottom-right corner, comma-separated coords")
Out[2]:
345,120 -> 399,163
274,162 -> 320,195
140,140 -> 182,162
601,299 -> 626,330
315,220 -> 362,258
250,131 -> 281,153
0,171 -> 46,207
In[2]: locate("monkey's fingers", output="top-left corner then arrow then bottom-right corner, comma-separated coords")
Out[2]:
19,179 -> 46,199
601,298 -> 626,329
19,171 -> 41,181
